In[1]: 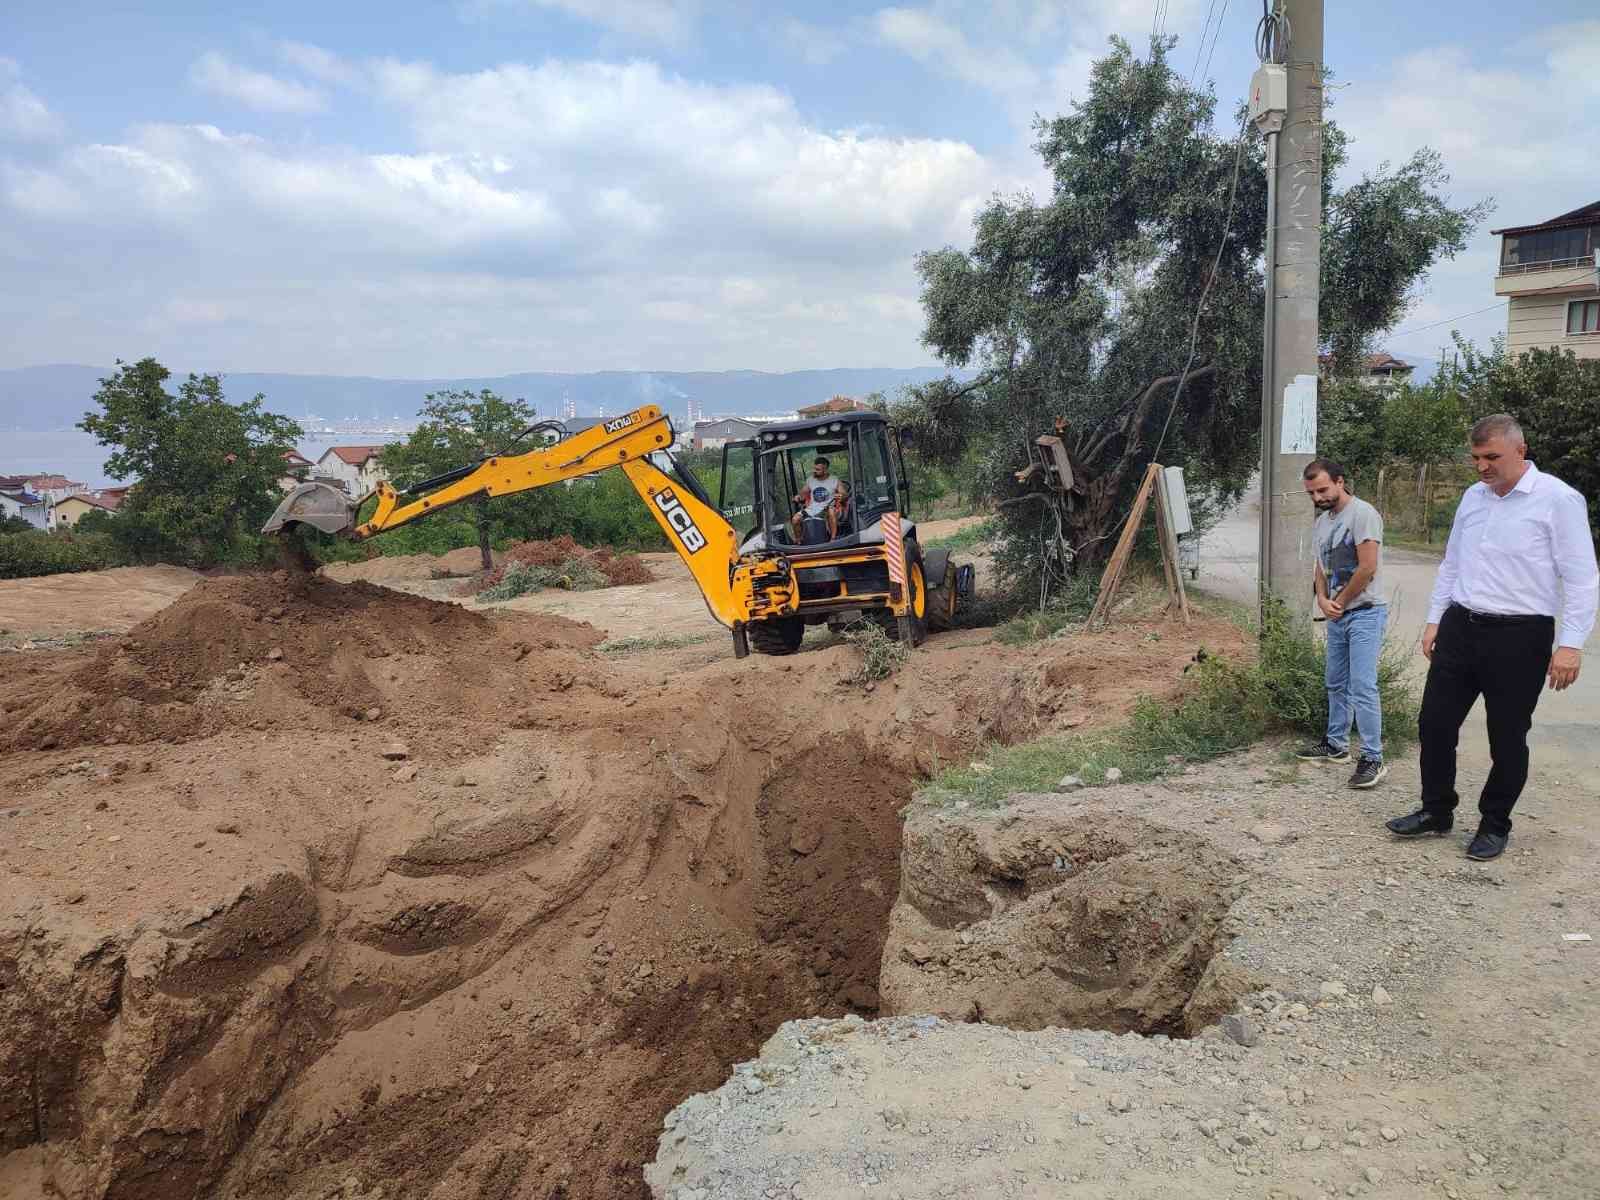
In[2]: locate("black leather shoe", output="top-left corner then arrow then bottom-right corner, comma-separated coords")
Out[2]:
1385,808 -> 1453,837
1466,829 -> 1509,861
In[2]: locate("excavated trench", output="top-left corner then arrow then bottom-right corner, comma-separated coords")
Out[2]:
0,575 -> 1246,1200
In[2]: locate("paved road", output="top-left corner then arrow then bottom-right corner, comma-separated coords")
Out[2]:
1193,481 -> 1598,795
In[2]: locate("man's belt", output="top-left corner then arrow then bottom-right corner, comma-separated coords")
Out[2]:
1449,603 -> 1554,627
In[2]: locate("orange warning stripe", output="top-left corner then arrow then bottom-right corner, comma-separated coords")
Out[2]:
882,511 -> 906,589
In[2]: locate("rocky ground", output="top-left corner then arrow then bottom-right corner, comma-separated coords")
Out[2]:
646,744 -> 1600,1200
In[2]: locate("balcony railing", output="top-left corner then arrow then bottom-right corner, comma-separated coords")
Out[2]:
1498,254 -> 1593,278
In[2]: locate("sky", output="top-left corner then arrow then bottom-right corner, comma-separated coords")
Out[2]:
1,1 -> 1595,378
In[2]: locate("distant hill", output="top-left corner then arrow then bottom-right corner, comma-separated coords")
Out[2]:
0,364 -> 966,431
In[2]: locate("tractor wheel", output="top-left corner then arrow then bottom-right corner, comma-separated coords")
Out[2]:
749,616 -> 805,655
923,548 -> 957,632
888,546 -> 929,647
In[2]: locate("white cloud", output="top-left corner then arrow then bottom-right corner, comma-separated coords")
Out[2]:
777,18 -> 851,67
189,51 -> 327,114
0,56 -> 1005,374
1330,22 -> 1600,357
476,0 -> 700,46
874,8 -> 1039,96
0,58 -> 66,142
275,40 -> 361,88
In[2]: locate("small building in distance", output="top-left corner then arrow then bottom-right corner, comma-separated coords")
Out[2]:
1317,351 -> 1415,388
312,446 -> 387,496
0,488 -> 49,530
1492,201 -> 1600,360
279,449 -> 313,492
7,473 -> 88,505
49,491 -> 121,530
693,417 -> 761,451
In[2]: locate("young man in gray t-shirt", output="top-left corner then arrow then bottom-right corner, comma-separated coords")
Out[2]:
1297,457 -> 1389,788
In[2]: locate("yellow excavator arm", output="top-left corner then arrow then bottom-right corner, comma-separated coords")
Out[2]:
263,404 -> 797,634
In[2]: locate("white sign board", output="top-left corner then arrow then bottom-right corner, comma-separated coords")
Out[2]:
1281,374 -> 1318,454
1160,466 -> 1194,536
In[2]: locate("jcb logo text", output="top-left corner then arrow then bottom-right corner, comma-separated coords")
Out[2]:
654,487 -> 707,553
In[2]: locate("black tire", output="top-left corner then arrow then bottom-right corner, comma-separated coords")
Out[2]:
884,544 -> 929,646
749,616 -> 805,655
923,549 -> 957,632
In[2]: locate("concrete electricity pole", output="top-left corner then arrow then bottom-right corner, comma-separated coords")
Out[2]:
1252,0 -> 1323,616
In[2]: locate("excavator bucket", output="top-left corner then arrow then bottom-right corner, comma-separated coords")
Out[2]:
262,481 -> 359,537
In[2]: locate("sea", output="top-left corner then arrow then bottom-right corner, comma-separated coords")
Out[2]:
0,430 -> 410,490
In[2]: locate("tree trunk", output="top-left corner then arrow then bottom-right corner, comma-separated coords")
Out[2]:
475,497 -> 493,572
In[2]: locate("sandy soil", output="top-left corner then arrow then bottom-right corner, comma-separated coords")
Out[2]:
0,540 -> 1238,1200
0,566 -> 202,641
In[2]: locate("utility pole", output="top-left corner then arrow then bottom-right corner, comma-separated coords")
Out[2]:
1252,0 -> 1323,617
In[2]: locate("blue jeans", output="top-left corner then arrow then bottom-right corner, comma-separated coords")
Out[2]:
1325,603 -> 1386,762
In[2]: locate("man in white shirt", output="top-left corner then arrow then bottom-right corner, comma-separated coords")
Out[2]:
790,456 -> 843,543
1386,414 -> 1599,861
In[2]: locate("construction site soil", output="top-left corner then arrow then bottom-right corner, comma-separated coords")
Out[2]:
0,566 -> 1247,1200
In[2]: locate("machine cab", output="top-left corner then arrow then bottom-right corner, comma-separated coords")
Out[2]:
717,412 -> 912,555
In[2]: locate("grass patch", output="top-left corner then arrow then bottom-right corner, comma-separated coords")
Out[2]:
842,619 -> 909,681
922,601 -> 1419,809
596,633 -> 714,655
994,572 -> 1100,644
476,558 -> 608,601
923,517 -> 996,553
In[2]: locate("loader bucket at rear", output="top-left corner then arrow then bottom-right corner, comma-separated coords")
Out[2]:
262,482 -> 359,537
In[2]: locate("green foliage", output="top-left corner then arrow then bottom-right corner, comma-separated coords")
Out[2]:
1318,375 -> 1469,493
361,391 -> 670,559
78,358 -> 302,567
842,619 -> 909,681
899,36 -> 1486,600
1441,339 -> 1600,549
0,530 -> 128,579
475,558 -> 608,601
923,602 -> 1418,808
0,514 -> 34,535
1320,149 -> 1486,369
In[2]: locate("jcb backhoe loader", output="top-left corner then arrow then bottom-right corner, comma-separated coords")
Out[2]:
263,405 -> 974,657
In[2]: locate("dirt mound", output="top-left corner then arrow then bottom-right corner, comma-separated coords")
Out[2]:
322,546 -> 503,585
0,572 -> 602,751
474,536 -> 655,593
0,594 -> 1249,1199
881,796 -> 1253,1035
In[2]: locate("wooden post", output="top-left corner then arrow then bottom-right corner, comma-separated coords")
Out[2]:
1376,466 -> 1387,526
1087,463 -> 1161,629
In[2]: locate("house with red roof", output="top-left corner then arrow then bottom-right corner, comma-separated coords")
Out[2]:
312,445 -> 388,496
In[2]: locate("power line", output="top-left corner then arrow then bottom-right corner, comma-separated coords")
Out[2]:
1381,265 -> 1598,341
1190,0 -> 1220,82
1198,0 -> 1231,84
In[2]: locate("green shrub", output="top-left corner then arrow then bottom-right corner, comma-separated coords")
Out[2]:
924,602 -> 1418,808
0,530 -> 129,579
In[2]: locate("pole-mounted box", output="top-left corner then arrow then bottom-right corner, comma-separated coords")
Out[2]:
1249,64 -> 1287,134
